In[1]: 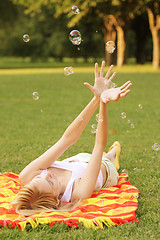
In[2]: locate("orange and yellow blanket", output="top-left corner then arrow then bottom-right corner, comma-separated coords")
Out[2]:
0,172 -> 139,230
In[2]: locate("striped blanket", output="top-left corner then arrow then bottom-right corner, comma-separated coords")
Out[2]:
0,172 -> 139,230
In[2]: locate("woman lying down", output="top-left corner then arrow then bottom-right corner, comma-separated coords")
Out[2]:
12,61 -> 132,216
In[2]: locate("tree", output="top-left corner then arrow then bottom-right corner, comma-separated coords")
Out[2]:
131,0 -> 160,68
147,5 -> 160,69
54,0 -> 142,66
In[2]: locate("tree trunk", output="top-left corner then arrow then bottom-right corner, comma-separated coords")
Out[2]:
147,8 -> 160,69
152,28 -> 159,69
107,15 -> 126,67
116,26 -> 125,66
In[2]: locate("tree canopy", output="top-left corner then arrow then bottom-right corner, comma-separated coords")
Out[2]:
0,0 -> 158,67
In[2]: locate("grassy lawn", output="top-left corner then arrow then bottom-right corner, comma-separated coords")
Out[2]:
0,66 -> 159,239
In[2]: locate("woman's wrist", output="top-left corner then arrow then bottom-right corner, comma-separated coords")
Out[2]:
93,95 -> 100,104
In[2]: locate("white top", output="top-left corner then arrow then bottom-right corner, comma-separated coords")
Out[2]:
40,153 -> 103,202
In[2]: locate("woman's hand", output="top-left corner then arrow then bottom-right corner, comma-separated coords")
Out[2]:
84,61 -> 116,97
101,80 -> 132,103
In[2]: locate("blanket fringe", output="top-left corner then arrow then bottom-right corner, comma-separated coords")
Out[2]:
79,217 -> 116,229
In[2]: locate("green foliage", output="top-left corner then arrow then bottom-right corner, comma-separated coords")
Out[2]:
1,0 -> 157,66
0,67 -> 160,239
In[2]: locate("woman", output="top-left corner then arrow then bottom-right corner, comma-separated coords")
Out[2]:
12,61 -> 132,216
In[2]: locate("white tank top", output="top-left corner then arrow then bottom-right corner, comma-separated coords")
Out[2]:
40,153 -> 103,202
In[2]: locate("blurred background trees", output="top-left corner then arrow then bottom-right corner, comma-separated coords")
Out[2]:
0,0 -> 159,68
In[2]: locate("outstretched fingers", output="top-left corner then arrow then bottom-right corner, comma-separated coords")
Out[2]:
120,89 -> 130,98
100,60 -> 105,77
120,81 -> 132,91
105,64 -> 114,79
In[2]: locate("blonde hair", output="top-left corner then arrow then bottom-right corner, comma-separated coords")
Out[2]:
11,182 -> 80,216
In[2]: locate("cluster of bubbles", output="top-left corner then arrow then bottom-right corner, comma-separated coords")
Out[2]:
22,7 -> 159,159
121,103 -> 144,129
32,92 -> 39,100
121,111 -> 135,129
152,143 -> 160,151
23,34 -> 30,43
72,6 -> 80,14
91,114 -> 104,134
64,66 -> 74,75
106,41 -> 116,54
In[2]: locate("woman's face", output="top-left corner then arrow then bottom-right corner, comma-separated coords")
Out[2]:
31,171 -> 60,199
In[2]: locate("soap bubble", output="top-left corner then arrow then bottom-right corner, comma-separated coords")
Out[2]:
64,66 -> 74,75
32,92 -> 39,100
23,34 -> 30,42
96,114 -> 103,122
72,6 -> 80,14
122,169 -> 128,173
121,112 -> 126,119
106,41 -> 116,53
138,104 -> 143,109
131,123 -> 135,128
127,119 -> 131,124
69,30 -> 81,45
91,124 -> 98,134
152,143 -> 160,151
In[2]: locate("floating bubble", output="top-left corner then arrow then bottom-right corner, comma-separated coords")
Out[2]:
69,30 -> 81,45
23,34 -> 30,42
106,41 -> 116,53
96,114 -> 103,123
91,124 -> 98,134
72,6 -> 80,14
64,66 -> 74,75
109,82 -> 117,88
121,169 -> 128,173
152,143 -> 160,151
77,47 -> 80,51
131,123 -> 135,128
127,119 -> 131,124
138,104 -> 143,109
121,112 -> 126,119
32,92 -> 39,100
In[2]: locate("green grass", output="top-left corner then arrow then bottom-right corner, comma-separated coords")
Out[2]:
0,67 -> 160,239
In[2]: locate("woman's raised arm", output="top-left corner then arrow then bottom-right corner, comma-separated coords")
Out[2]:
74,81 -> 132,200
